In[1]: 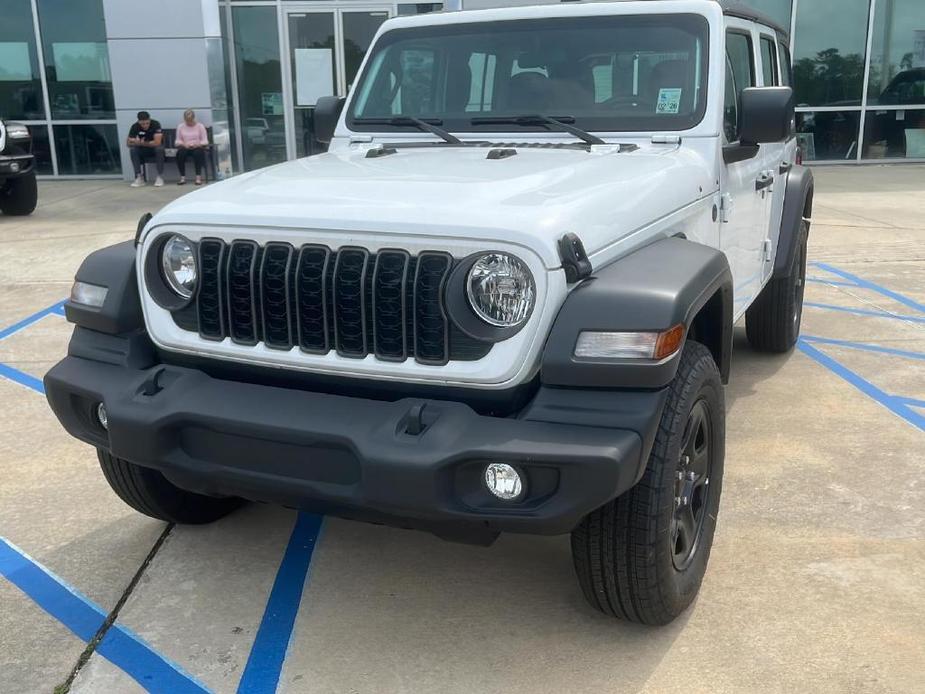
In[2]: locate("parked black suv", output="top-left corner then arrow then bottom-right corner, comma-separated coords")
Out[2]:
0,120 -> 38,216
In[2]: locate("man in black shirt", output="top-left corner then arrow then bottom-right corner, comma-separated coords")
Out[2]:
127,111 -> 165,187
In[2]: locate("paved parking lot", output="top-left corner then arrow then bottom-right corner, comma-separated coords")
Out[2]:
1,167 -> 923,694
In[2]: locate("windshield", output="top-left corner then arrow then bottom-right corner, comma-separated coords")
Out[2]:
348,14 -> 709,134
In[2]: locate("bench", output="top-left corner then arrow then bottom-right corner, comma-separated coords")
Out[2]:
142,126 -> 218,182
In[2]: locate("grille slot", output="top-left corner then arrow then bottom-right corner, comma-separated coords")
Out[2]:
333,247 -> 370,357
197,239 -> 225,340
413,252 -> 452,365
295,245 -> 330,353
372,250 -> 409,361
227,241 -> 259,344
260,242 -> 294,349
183,240 -> 491,364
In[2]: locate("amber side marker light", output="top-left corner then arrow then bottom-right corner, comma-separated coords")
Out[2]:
574,324 -> 685,361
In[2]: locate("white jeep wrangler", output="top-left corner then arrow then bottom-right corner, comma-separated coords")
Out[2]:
47,0 -> 813,625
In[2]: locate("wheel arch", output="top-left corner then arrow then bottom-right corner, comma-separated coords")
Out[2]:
541,236 -> 733,389
773,165 -> 814,278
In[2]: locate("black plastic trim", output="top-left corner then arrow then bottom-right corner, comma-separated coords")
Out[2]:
196,238 -> 225,341
541,237 -> 733,389
226,240 -> 259,346
773,164 -> 813,277
65,241 -> 145,334
413,251 -> 452,365
295,244 -> 331,354
333,247 -> 370,358
372,249 -> 410,362
259,242 -> 295,349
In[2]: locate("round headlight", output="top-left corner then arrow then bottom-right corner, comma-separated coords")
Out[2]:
161,235 -> 197,299
466,253 -> 535,327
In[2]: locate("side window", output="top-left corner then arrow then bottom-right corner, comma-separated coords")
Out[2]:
777,43 -> 792,87
759,36 -> 778,86
725,31 -> 755,142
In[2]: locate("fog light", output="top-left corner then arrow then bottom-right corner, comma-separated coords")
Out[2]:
96,402 -> 108,430
484,463 -> 523,500
10,162 -> 19,173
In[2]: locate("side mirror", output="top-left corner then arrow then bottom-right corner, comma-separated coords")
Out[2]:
313,96 -> 346,145
739,87 -> 794,144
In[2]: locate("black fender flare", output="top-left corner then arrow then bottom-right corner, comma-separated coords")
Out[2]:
64,240 -> 144,334
773,164 -> 814,278
541,237 -> 734,389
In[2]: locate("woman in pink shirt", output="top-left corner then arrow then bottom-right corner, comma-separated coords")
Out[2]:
175,109 -> 209,186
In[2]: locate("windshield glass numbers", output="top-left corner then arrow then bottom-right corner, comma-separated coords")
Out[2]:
348,15 -> 709,135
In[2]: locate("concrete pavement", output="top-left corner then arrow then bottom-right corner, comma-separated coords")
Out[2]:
0,167 -> 923,693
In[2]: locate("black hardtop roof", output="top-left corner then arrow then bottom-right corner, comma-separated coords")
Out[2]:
717,1 -> 790,39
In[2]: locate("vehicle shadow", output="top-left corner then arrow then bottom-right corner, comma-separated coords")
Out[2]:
723,325 -> 795,414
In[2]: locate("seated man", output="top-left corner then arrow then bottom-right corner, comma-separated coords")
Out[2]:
127,111 -> 164,187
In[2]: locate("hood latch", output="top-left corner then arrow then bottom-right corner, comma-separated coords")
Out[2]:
558,233 -> 592,283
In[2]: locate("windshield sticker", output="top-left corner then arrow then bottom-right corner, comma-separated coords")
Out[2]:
656,88 -> 682,114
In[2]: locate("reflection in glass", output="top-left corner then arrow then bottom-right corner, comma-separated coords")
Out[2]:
289,12 -> 337,158
792,0 -> 870,107
0,0 -> 45,120
342,12 -> 390,91
863,108 -> 925,158
53,124 -> 120,174
29,124 -> 54,175
36,0 -> 114,119
233,7 -> 287,170
868,0 -> 925,106
796,111 -> 861,160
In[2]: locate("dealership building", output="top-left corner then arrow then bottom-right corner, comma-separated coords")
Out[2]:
1,0 -> 923,179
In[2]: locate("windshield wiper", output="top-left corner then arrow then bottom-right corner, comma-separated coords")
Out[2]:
353,116 -> 463,145
470,115 -> 605,146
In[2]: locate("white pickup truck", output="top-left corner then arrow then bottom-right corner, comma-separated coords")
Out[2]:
47,0 -> 813,625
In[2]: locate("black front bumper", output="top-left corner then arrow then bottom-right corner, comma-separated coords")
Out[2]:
44,333 -> 667,539
0,152 -> 35,178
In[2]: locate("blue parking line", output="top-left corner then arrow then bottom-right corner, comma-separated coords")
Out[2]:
798,339 -> 925,432
0,362 -> 45,394
0,536 -> 211,693
0,300 -> 66,341
806,277 -> 857,287
804,302 -> 925,324
238,512 -> 324,694
813,262 -> 925,315
800,335 -> 925,361
895,396 -> 925,409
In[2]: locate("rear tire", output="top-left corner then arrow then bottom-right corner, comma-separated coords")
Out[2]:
571,341 -> 724,625
745,220 -> 808,352
0,171 -> 38,216
98,449 -> 241,524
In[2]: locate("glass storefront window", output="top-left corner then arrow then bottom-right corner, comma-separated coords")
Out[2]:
232,6 -> 287,170
0,0 -> 45,121
29,124 -> 54,174
36,0 -> 114,120
53,124 -> 120,174
397,4 -> 444,16
792,0 -> 870,107
867,0 -> 925,106
863,108 -> 925,158
741,1 -> 793,33
796,111 -> 862,160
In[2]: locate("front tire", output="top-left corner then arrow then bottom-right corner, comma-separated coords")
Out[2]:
571,341 -> 725,625
745,220 -> 808,352
0,171 -> 38,216
98,449 -> 241,524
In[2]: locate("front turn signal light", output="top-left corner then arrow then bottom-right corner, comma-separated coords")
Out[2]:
574,324 -> 685,361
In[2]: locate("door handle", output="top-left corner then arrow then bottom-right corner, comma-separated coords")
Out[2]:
779,162 -> 793,175
755,173 -> 774,191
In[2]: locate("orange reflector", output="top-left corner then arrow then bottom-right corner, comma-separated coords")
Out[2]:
654,324 -> 685,360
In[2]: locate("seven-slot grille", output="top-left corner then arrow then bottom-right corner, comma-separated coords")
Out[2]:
187,239 -> 486,365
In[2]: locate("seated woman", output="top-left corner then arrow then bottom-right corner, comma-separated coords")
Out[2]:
175,109 -> 209,185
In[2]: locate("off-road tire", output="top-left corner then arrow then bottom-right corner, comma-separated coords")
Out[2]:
745,220 -> 808,352
571,341 -> 724,625
98,449 -> 241,524
0,171 -> 38,216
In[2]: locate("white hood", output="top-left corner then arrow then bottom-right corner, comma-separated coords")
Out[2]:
152,143 -> 715,269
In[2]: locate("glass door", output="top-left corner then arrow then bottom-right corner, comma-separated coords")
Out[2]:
283,6 -> 391,158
